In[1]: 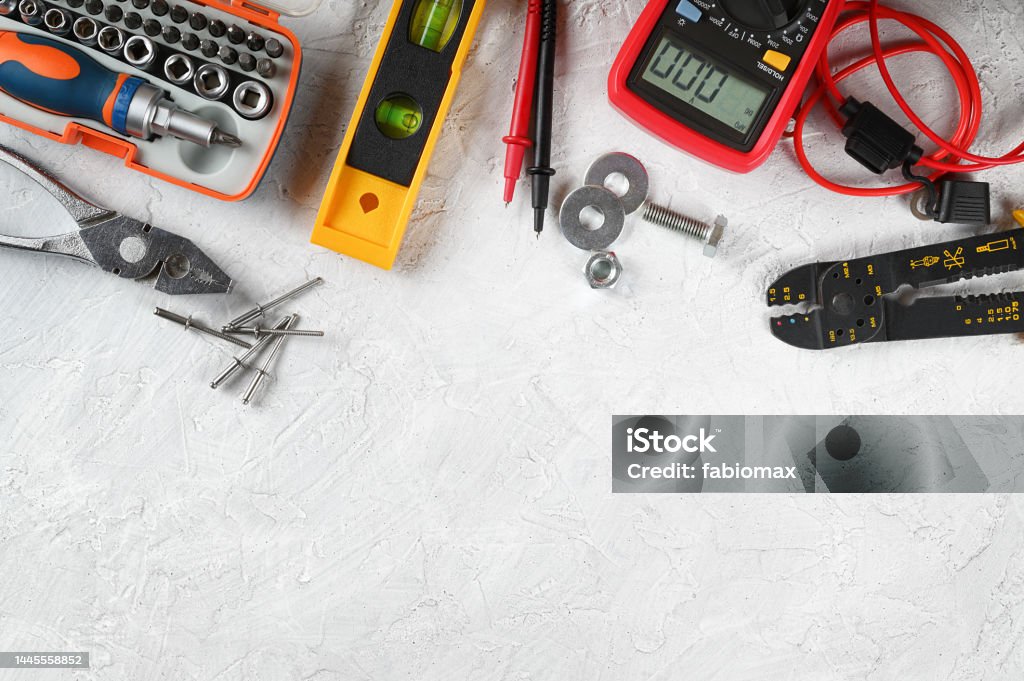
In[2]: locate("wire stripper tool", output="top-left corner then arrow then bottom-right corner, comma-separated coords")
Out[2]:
0,145 -> 233,294
767,219 -> 1024,349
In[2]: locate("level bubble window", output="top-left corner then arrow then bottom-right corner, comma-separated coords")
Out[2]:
375,93 -> 424,139
409,0 -> 462,52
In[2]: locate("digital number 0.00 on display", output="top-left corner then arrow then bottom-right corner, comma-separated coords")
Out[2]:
640,37 -> 769,135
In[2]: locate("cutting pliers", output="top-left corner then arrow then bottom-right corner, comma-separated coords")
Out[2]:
0,146 -> 233,295
767,220 -> 1024,349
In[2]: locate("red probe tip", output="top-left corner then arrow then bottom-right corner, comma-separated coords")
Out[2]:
503,178 -> 517,204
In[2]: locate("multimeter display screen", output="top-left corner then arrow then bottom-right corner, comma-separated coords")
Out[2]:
640,36 -> 770,135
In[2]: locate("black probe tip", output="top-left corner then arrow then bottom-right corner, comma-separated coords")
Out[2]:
533,208 -> 544,236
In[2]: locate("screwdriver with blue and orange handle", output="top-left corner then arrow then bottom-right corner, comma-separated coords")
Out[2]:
0,30 -> 240,147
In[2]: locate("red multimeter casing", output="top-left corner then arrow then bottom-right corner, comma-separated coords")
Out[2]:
609,0 -> 842,173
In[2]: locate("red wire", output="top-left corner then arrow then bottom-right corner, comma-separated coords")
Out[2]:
792,0 -> 1024,197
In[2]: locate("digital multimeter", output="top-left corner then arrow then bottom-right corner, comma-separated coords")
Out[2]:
609,0 -> 843,173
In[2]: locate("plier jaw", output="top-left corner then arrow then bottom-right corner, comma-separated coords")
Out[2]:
768,226 -> 1024,349
0,145 -> 233,295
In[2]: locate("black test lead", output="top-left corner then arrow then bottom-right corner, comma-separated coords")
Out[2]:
527,0 -> 556,238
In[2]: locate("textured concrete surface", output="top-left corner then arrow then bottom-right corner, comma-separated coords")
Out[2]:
2,0 -> 1024,678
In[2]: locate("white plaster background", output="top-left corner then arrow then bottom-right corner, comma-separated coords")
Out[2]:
1,0 -> 1023,678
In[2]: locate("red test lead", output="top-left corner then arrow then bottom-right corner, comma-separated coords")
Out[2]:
501,0 -> 542,204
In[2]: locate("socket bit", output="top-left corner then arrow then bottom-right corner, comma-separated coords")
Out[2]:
223,277 -> 323,330
232,80 -> 272,120
163,52 -> 193,85
154,308 -> 253,349
218,44 -> 237,65
97,25 -> 124,52
83,0 -> 101,14
142,18 -> 161,36
169,3 -> 185,22
73,16 -> 99,44
210,315 -> 292,390
130,0 -> 146,8
150,0 -> 167,15
102,4 -> 121,21
19,0 -> 44,26
241,314 -> 298,405
226,24 -> 243,44
123,11 -> 141,29
188,10 -> 206,30
194,63 -> 229,99
264,37 -> 282,58
245,31 -> 263,51
238,52 -> 256,72
162,24 -> 180,43
255,57 -> 275,79
124,35 -> 156,69
208,18 -> 225,37
0,0 -> 19,12
67,0 -> 84,7
43,7 -> 71,34
199,38 -> 217,58
180,31 -> 198,50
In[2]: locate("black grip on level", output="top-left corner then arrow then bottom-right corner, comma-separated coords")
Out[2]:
346,0 -> 479,187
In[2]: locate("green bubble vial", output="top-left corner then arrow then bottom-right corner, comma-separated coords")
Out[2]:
375,94 -> 424,139
409,0 -> 462,52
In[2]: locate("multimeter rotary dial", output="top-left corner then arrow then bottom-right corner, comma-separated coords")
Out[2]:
719,0 -> 810,32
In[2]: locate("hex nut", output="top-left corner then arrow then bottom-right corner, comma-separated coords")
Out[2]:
703,214 -> 727,258
585,251 -> 622,289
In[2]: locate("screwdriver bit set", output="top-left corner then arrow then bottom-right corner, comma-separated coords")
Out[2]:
0,0 -> 305,199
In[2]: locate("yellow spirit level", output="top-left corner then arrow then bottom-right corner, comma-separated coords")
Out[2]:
311,0 -> 486,269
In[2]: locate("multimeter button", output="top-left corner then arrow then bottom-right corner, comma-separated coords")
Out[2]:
762,49 -> 792,72
674,0 -> 702,23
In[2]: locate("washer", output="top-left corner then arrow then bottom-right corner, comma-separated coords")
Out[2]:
559,185 -> 626,251
584,152 -> 649,215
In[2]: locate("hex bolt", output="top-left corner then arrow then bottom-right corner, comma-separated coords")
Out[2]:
245,31 -> 263,52
227,325 -> 324,338
73,17 -> 99,44
223,277 -> 323,330
207,18 -> 225,37
264,36 -> 282,58
641,203 -> 727,258
241,314 -> 298,405
97,25 -> 124,52
102,4 -> 121,22
255,57 -> 275,79
154,308 -> 253,349
169,3 -> 186,22
237,52 -> 256,72
19,0 -> 44,26
188,10 -> 206,30
210,315 -> 292,389
123,11 -> 141,29
226,23 -> 243,44
180,31 -> 198,50
83,0 -> 101,14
